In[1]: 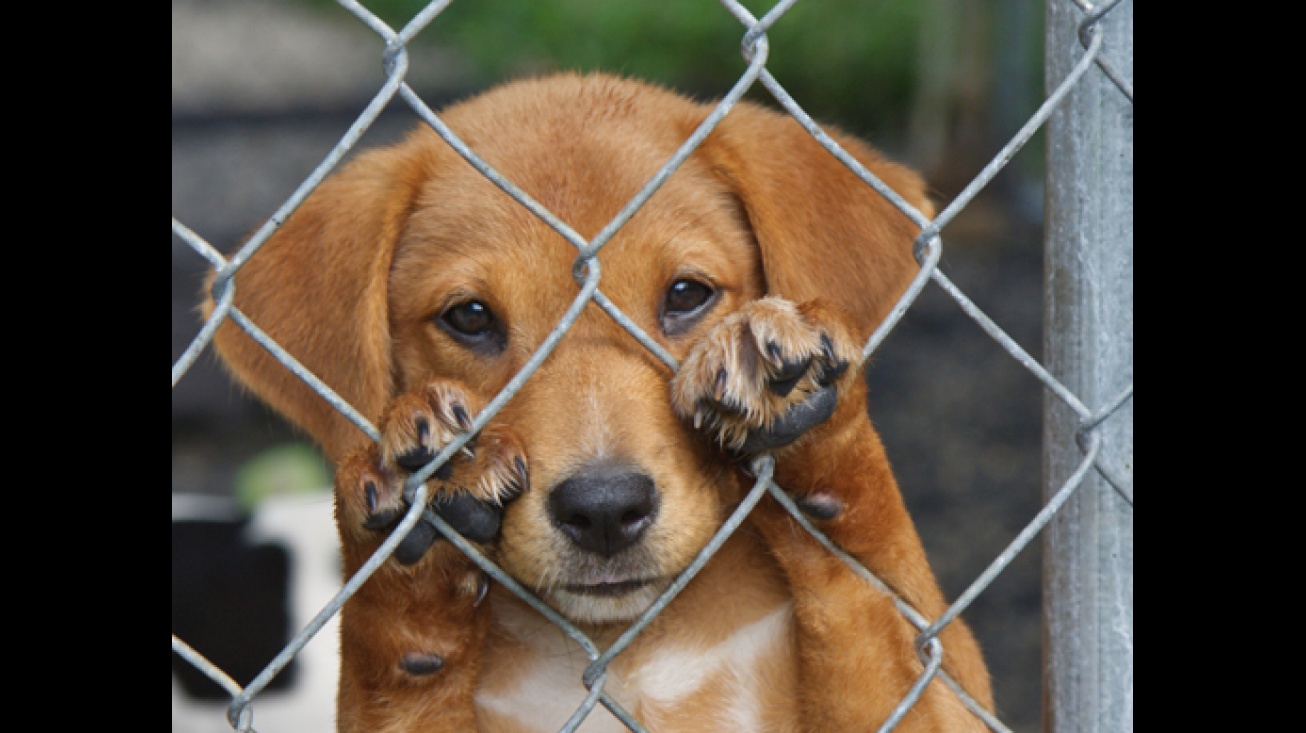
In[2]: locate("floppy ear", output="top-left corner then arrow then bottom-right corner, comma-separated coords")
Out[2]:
695,103 -> 933,339
203,142 -> 430,463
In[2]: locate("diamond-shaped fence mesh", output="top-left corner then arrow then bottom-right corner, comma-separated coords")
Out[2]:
172,1 -> 1132,730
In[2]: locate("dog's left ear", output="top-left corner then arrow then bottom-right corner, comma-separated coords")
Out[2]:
694,103 -> 933,338
202,141 -> 431,462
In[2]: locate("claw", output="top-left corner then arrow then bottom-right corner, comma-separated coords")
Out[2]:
713,367 -> 729,402
513,456 -> 530,495
452,403 -> 472,429
473,574 -> 490,607
820,333 -> 836,364
361,480 -> 404,531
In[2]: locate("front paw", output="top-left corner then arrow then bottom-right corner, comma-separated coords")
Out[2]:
336,379 -> 529,567
333,380 -> 527,709
670,296 -> 863,456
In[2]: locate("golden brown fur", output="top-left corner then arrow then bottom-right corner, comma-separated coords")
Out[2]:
206,72 -> 992,731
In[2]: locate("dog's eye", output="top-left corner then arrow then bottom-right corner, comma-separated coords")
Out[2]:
661,279 -> 716,335
665,280 -> 713,314
439,300 -> 504,352
444,300 -> 494,335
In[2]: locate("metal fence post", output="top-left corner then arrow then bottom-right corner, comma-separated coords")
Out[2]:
1042,1 -> 1133,732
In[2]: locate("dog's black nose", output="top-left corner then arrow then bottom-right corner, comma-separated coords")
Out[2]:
549,469 -> 658,557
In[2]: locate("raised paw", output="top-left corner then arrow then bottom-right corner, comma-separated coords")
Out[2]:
335,379 -> 529,566
670,296 -> 864,455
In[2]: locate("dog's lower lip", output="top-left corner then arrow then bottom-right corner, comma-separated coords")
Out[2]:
565,579 -> 653,597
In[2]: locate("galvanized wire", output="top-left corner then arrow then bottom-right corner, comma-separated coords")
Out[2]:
173,634 -> 243,700
172,218 -> 231,388
1071,0 -> 1133,101
172,0 -> 1133,730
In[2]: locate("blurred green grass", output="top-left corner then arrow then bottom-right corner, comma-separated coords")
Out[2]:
309,0 -> 927,137
235,443 -> 332,511
299,0 -> 1045,188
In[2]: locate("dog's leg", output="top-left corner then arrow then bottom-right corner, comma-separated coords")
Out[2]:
332,380 -> 528,733
673,297 -> 992,731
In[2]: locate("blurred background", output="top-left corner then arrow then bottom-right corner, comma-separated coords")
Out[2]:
172,0 -> 1049,730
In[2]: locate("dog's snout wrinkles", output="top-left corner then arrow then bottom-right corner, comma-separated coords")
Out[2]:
549,469 -> 658,557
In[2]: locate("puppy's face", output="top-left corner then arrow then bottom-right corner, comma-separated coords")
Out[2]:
211,74 -> 928,625
386,125 -> 765,623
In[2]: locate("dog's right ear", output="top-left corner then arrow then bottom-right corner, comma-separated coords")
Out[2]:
692,102 -> 932,343
203,141 -> 431,462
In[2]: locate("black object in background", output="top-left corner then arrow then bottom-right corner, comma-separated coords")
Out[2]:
172,518 -> 297,699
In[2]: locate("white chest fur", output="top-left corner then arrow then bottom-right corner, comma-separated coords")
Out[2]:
476,602 -> 794,732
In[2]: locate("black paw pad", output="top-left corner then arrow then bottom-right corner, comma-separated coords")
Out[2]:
738,385 -> 839,454
794,492 -> 843,520
399,651 -> 445,676
393,519 -> 439,565
433,492 -> 502,543
362,506 -> 403,532
395,445 -> 438,472
396,449 -> 457,480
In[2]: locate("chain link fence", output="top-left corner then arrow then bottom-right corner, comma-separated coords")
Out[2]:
172,1 -> 1132,730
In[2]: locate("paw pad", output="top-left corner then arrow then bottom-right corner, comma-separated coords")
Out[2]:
794,492 -> 844,521
399,651 -> 445,676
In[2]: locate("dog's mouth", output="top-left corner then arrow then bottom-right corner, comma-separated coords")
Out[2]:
563,577 -> 656,598
546,572 -> 671,623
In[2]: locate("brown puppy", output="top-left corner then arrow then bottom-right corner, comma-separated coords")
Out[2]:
206,72 -> 992,731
